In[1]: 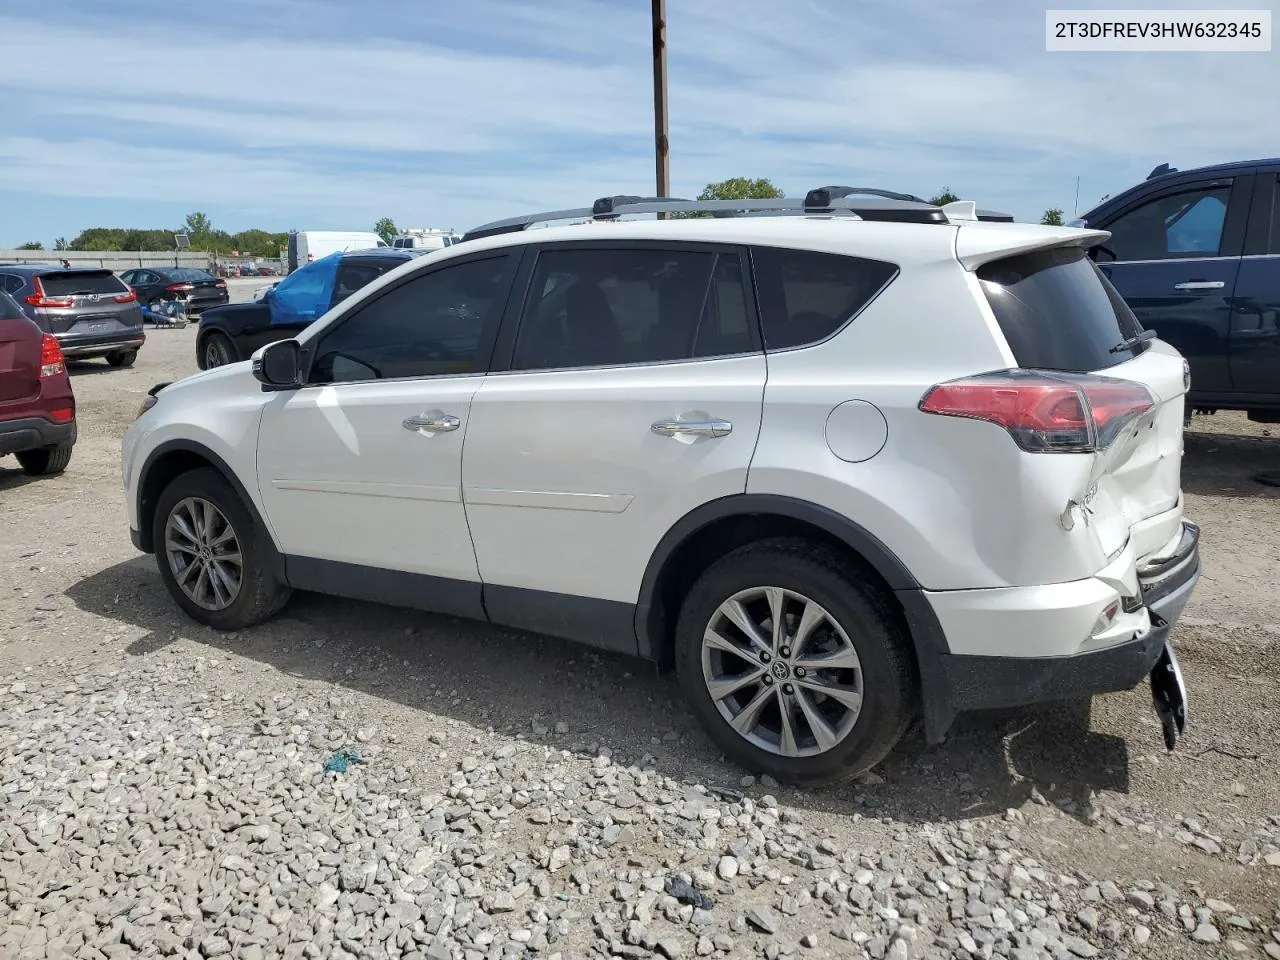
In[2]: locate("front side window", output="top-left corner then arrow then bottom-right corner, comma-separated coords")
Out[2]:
512,246 -> 752,371
1105,184 -> 1231,261
309,255 -> 511,384
751,247 -> 898,350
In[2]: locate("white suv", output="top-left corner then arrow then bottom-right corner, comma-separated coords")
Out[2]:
122,189 -> 1198,785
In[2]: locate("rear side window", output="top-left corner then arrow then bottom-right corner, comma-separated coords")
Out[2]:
38,271 -> 128,297
332,260 -> 398,305
978,246 -> 1146,372
0,274 -> 22,294
0,291 -> 24,320
167,268 -> 215,282
751,247 -> 897,350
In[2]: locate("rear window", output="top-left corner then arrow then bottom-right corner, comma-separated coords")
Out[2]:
977,246 -> 1146,371
0,291 -> 25,320
37,270 -> 129,297
167,268 -> 215,282
751,247 -> 898,350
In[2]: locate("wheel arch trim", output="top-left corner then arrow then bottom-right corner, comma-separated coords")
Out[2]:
136,438 -> 286,581
633,493 -> 955,741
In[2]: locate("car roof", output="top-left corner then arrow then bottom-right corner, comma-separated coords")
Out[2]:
341,248 -> 414,262
1144,158 -> 1280,182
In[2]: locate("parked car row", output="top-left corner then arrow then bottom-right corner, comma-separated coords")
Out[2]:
126,182 -> 1199,786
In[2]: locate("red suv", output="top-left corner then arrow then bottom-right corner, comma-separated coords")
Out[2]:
0,291 -> 75,476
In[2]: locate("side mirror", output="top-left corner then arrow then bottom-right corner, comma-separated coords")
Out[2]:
252,340 -> 301,391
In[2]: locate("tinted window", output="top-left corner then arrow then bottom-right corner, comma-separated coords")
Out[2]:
1105,185 -> 1231,261
310,256 -> 510,384
513,247 -> 751,371
978,246 -> 1146,372
38,271 -> 128,296
751,248 -> 897,350
332,260 -> 398,306
1269,176 -> 1280,255
167,268 -> 216,282
0,274 -> 21,294
0,291 -> 24,320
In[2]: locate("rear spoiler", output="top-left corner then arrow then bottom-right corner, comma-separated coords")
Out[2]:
955,227 -> 1112,271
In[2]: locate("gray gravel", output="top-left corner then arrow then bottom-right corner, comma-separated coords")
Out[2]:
2,655 -> 1279,960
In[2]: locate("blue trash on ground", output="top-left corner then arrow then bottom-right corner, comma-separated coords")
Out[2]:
323,748 -> 363,774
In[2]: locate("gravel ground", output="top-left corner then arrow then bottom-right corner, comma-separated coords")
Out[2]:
1,310 -> 1278,960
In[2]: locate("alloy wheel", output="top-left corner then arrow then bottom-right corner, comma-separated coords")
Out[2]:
701,586 -> 864,758
164,497 -> 243,611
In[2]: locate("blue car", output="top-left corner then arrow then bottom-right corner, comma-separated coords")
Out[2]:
195,248 -> 416,369
1075,158 -> 1280,423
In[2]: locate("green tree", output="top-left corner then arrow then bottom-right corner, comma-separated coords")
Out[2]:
929,187 -> 962,206
671,177 -> 784,218
374,217 -> 398,244
1040,208 -> 1065,226
182,212 -> 215,249
15,240 -> 43,250
53,237 -> 68,251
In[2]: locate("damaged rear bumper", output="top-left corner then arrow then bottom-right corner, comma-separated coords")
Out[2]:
915,520 -> 1200,744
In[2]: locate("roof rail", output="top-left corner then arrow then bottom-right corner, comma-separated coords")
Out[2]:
462,192 -> 949,241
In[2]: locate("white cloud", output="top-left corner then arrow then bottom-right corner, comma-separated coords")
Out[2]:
0,0 -> 1277,239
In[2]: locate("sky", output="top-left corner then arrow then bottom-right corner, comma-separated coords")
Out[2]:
0,0 -> 1277,246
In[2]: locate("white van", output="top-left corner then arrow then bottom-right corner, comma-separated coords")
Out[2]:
286,231 -> 386,273
390,228 -> 461,252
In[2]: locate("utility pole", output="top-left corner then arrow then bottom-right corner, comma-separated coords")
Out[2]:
652,0 -> 670,203
1074,176 -> 1081,217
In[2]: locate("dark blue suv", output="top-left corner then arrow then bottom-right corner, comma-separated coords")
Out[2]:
1075,159 -> 1280,422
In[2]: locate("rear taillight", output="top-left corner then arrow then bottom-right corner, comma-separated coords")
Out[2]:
39,334 -> 66,378
114,289 -> 138,304
165,283 -> 195,294
49,406 -> 74,424
919,370 -> 1154,453
24,277 -> 73,309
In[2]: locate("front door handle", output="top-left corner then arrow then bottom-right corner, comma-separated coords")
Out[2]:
403,411 -> 460,433
1173,280 -> 1225,291
651,418 -> 733,439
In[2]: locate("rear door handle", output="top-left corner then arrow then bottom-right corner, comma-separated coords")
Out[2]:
1173,281 -> 1224,291
651,419 -> 733,439
403,411 -> 460,433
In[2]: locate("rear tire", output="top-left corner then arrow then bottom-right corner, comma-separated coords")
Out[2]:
152,467 -> 291,630
106,350 -> 137,368
202,332 -> 235,369
16,442 -> 73,476
675,537 -> 917,786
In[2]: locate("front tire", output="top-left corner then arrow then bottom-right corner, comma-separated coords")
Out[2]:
153,468 -> 291,630
202,332 -> 235,369
675,538 -> 917,786
16,442 -> 73,476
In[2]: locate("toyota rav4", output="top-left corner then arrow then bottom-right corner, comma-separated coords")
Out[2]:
121,189 -> 1198,785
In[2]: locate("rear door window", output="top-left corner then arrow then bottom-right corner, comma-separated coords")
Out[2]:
750,247 -> 898,350
38,271 -> 128,297
977,245 -> 1146,371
